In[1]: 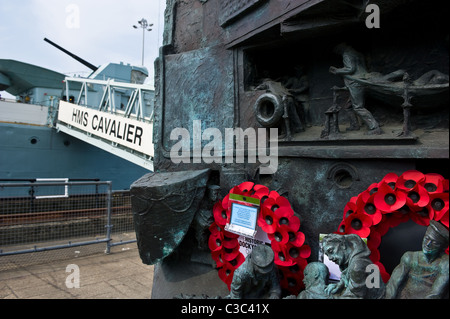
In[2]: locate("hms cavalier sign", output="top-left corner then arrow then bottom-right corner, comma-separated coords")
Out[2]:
58,101 -> 154,157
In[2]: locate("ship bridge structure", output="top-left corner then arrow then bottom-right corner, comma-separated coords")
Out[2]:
55,76 -> 155,171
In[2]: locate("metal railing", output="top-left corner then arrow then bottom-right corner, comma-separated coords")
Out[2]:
63,76 -> 154,122
0,180 -> 136,270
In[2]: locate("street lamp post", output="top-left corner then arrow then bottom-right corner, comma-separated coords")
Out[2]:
133,18 -> 153,66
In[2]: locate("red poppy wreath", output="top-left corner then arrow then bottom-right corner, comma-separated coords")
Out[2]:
209,182 -> 311,295
336,170 -> 449,283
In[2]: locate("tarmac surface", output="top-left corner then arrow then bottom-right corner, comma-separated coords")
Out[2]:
0,244 -> 154,299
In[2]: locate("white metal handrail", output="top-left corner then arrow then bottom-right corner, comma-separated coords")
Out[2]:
64,76 -> 154,123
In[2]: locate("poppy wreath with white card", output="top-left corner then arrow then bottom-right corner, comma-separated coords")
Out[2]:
209,182 -> 310,295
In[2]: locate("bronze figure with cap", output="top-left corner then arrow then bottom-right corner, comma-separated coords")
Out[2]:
228,245 -> 281,299
386,220 -> 449,299
322,233 -> 386,299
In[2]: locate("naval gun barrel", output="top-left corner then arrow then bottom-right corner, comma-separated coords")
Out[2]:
44,38 -> 98,72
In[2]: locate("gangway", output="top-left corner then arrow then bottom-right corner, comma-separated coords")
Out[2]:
55,76 -> 154,171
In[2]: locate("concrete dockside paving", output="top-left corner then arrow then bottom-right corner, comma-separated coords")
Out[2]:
0,244 -> 154,299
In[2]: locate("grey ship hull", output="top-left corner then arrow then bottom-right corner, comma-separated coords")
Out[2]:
0,121 -> 149,190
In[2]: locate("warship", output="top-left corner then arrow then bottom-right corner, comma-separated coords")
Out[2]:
0,38 -> 154,190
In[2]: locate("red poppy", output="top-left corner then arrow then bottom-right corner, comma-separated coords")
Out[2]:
405,183 -> 430,209
344,212 -> 372,238
230,185 -> 244,195
278,266 -> 305,295
343,196 -> 358,219
257,206 -> 279,234
237,181 -> 254,195
357,189 -> 371,203
213,201 -> 229,226
222,245 -> 240,261
275,207 -> 300,232
267,190 -> 281,200
211,250 -> 224,268
374,181 -> 407,213
274,195 -> 292,209
253,185 -> 270,201
259,194 -> 295,232
223,189 -> 260,209
272,241 -> 310,268
336,220 -> 346,234
385,208 -> 410,228
253,183 -> 269,192
366,182 -> 380,195
269,224 -> 305,247
369,246 -> 380,263
423,173 -> 445,193
209,222 -> 222,236
222,235 -> 239,249
215,252 -> 245,282
268,225 -> 289,245
356,190 -> 382,225
444,179 -> 449,192
372,218 -> 391,237
262,194 -> 291,212
379,172 -> 398,190
409,205 -> 433,226
295,255 -> 308,270
218,262 -> 236,289
429,192 -> 449,221
229,252 -> 245,270
208,229 -> 223,252
396,170 -> 425,191
288,228 -> 306,247
272,241 -> 295,267
437,210 -> 449,227
367,229 -> 382,252
223,229 -> 240,239
286,242 -> 311,261
221,193 -> 230,210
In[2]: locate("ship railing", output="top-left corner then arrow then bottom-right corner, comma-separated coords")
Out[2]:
63,76 -> 154,123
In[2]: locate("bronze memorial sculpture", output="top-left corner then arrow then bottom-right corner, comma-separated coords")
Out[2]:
322,233 -> 386,299
193,184 -> 221,251
254,78 -> 306,140
228,245 -> 282,299
329,43 -> 382,135
328,43 -> 449,138
296,262 -> 331,299
386,220 -> 449,299
130,0 -> 449,300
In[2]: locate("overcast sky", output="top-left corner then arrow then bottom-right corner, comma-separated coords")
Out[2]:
1,0 -> 166,97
